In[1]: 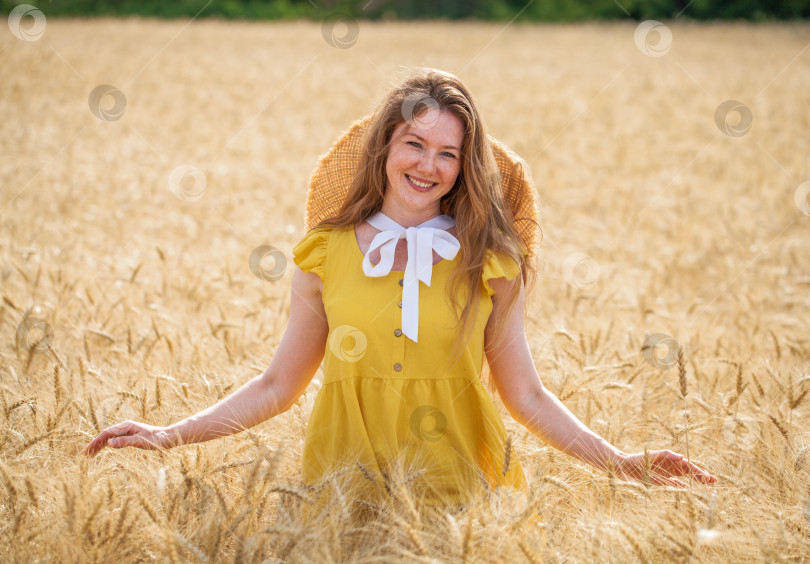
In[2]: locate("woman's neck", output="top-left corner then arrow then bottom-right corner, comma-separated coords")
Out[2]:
378,205 -> 442,228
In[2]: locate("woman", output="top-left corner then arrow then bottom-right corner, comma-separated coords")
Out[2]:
83,68 -> 715,506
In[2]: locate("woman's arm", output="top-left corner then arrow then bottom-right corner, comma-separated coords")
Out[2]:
484,276 -> 716,486
82,266 -> 328,457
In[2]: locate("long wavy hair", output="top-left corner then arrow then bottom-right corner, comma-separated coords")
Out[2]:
316,68 -> 534,365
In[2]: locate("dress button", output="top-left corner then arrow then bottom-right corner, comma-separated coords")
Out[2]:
397,300 -> 402,308
399,279 -> 404,286
394,363 -> 402,371
394,329 -> 402,337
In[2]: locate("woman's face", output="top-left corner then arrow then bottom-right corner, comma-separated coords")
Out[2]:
382,109 -> 464,223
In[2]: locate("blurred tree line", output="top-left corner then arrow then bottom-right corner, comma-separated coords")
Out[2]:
3,0 -> 810,20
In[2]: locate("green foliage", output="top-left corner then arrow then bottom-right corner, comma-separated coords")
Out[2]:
0,0 -> 314,19
2,0 -> 809,20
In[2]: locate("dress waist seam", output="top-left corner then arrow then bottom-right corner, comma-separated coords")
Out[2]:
319,375 -> 482,387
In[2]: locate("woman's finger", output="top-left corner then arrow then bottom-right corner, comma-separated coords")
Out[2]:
81,441 -> 98,457
82,430 -> 116,457
650,452 -> 718,483
665,455 -> 717,481
82,421 -> 142,457
684,462 -> 718,483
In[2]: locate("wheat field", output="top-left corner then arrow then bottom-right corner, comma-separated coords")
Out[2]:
1,16 -> 809,562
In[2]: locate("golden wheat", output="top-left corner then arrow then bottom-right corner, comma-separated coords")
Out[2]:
1,17 -> 808,562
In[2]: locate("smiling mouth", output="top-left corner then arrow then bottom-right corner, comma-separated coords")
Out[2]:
405,174 -> 436,190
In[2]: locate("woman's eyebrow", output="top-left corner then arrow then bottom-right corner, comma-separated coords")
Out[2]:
404,132 -> 460,151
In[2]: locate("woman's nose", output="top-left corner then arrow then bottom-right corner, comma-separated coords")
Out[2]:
416,152 -> 437,175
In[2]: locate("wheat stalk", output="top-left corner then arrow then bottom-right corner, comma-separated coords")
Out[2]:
396,479 -> 421,527
137,491 -> 159,525
53,365 -> 62,408
81,496 -> 104,538
502,434 -> 512,477
154,377 -> 162,410
445,512 -> 464,560
392,512 -> 429,557
734,362 -> 745,417
790,390 -> 807,411
0,387 -> 8,421
518,539 -> 543,564
15,429 -> 62,455
62,482 -> 77,535
3,295 -> 20,311
269,485 -> 313,503
24,477 -> 37,510
769,330 -> 782,361
461,506 -> 475,563
677,347 -> 691,485
642,448 -> 651,489
768,414 -> 789,441
0,463 -> 18,510
619,523 -> 648,564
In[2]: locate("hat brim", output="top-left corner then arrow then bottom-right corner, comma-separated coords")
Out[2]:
304,114 -> 540,259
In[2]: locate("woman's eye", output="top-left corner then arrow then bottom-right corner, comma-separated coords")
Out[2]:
407,141 -> 421,148
442,152 -> 457,159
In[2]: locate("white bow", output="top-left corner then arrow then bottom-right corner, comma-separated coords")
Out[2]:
362,211 -> 460,342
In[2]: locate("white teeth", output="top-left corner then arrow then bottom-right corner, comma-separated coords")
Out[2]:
406,174 -> 434,188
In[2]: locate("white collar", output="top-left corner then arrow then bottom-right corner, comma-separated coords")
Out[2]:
361,211 -> 460,342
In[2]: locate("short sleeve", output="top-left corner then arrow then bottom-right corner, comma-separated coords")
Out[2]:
292,227 -> 331,282
482,250 -> 521,297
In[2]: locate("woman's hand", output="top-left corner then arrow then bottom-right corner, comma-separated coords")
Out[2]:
81,266 -> 328,459
485,276 -> 718,489
616,449 -> 717,487
82,420 -> 176,458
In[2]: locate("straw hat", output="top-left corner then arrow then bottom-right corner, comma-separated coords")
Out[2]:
304,114 -> 540,260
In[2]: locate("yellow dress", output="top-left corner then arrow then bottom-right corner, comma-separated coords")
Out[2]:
292,225 -> 527,507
